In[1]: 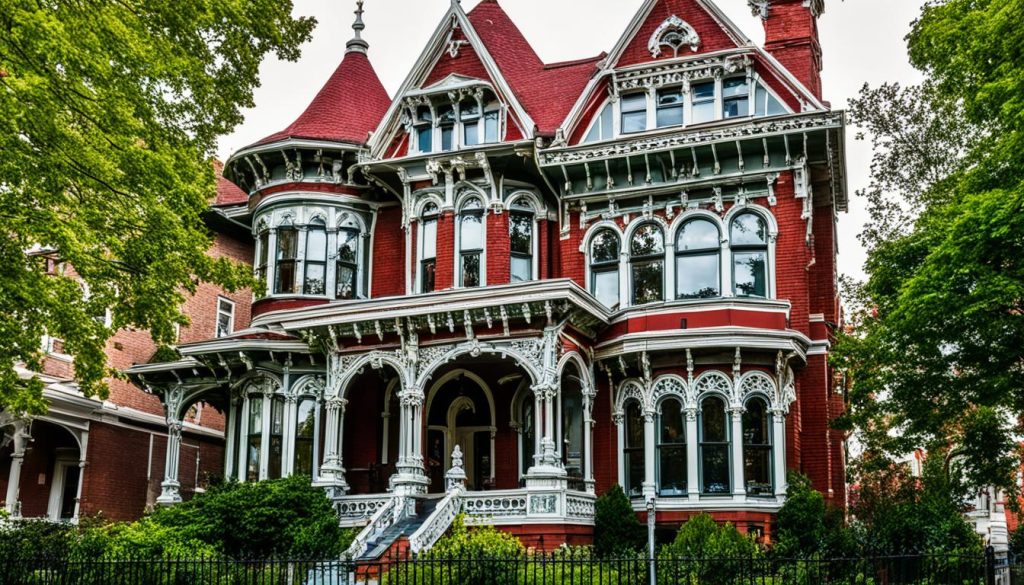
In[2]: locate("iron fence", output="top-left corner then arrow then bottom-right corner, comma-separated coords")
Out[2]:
0,550 -> 997,585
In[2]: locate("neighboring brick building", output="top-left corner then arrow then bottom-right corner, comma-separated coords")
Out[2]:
131,0 -> 848,553
0,173 -> 253,522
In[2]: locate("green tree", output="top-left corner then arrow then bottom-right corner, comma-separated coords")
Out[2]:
834,0 -> 1024,500
0,0 -> 314,412
774,472 -> 855,558
593,484 -> 646,557
658,513 -> 761,585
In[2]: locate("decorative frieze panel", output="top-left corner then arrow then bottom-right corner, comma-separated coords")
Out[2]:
462,493 -> 528,518
614,55 -> 751,94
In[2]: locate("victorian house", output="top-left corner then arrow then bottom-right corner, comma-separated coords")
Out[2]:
129,0 -> 848,554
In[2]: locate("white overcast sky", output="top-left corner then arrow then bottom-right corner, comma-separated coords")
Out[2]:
216,0 -> 927,282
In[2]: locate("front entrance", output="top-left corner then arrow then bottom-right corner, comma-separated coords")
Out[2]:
425,371 -> 494,493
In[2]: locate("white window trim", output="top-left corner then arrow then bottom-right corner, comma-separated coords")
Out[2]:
414,200 -> 442,293
215,297 -> 236,338
47,458 -> 80,521
581,221 -> 625,310
507,192 -> 542,282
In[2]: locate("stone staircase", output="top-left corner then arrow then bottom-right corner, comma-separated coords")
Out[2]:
357,497 -> 440,561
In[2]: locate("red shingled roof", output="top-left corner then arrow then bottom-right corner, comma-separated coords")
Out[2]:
467,0 -> 601,134
254,50 -> 391,147
213,160 -> 248,206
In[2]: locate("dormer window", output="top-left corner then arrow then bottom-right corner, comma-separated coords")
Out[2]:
407,89 -> 503,155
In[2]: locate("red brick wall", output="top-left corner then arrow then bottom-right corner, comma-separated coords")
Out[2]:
763,0 -> 823,99
616,0 -> 739,67
372,206 -> 405,298
487,212 -> 510,285
435,211 -> 456,290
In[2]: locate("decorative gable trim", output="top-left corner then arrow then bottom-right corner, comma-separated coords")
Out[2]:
648,15 -> 701,59
368,2 -> 536,158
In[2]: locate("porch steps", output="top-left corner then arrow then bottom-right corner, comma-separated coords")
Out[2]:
358,498 -> 439,561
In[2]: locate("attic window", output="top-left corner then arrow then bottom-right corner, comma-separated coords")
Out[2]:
648,16 -> 701,59
408,92 -> 502,155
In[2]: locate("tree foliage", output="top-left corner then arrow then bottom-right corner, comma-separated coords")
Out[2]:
593,484 -> 646,557
834,0 -> 1024,500
0,0 -> 314,411
774,472 -> 855,558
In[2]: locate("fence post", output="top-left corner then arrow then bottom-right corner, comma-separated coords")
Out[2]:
647,498 -> 656,585
985,546 -> 996,585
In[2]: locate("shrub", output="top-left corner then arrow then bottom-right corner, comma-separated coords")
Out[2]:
658,513 -> 761,585
593,484 -> 645,558
774,472 -> 857,558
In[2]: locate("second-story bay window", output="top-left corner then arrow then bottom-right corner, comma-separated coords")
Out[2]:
630,223 -> 665,305
723,77 -> 750,119
656,87 -> 684,128
256,230 -> 270,295
336,225 -> 360,300
691,81 -> 716,124
621,93 -> 647,134
459,198 -> 484,288
420,202 -> 438,293
303,218 -> 328,295
589,228 -> 620,309
274,221 -> 298,294
509,199 -> 534,282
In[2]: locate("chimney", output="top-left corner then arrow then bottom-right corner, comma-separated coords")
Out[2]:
751,0 -> 824,100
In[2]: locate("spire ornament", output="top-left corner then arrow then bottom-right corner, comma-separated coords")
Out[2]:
346,0 -> 369,54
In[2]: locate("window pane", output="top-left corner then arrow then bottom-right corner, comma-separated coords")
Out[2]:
268,397 -> 284,480
622,93 -> 646,112
562,388 -> 584,483
463,121 -> 479,146
742,400 -> 770,445
659,446 -> 687,496
600,104 -> 613,139
766,93 -> 787,116
421,259 -> 436,293
590,230 -> 620,262
701,397 -> 727,442
294,399 -> 316,478
658,88 -> 684,107
676,254 -> 720,299
460,211 -> 483,250
701,444 -> 730,493
744,448 -> 772,494
659,400 -> 685,444
422,219 -> 437,259
275,261 -> 295,294
461,253 -> 480,288
277,229 -> 297,260
592,269 -> 619,309
755,84 -> 768,117
626,402 -> 644,448
625,402 -> 645,498
733,251 -> 767,297
338,230 -> 359,262
630,224 -> 664,256
521,397 -> 535,476
441,127 -> 453,151
460,100 -> 480,119
692,101 -> 715,124
621,111 -> 647,134
510,212 -> 532,254
336,265 -> 356,299
511,256 -> 531,283
417,106 -> 433,123
304,263 -> 325,295
247,398 -> 262,482
677,219 -> 719,251
657,106 -> 683,128
306,228 -> 327,262
438,105 -> 455,124
632,261 -> 664,304
724,97 -> 749,118
723,78 -> 749,98
584,122 -> 601,143
627,450 -> 645,498
484,110 -> 499,142
692,82 -> 715,100
731,214 -> 767,245
258,232 -> 269,267
417,127 -> 433,152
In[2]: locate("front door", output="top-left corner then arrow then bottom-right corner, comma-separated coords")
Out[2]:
425,373 -> 494,493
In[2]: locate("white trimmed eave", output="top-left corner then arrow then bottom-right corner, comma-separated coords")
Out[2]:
266,279 -> 611,332
608,298 -> 792,325
227,138 -> 367,168
368,2 -> 536,158
176,338 -> 311,357
124,358 -> 206,376
594,326 -> 810,362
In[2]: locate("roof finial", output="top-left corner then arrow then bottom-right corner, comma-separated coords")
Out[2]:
346,0 -> 369,54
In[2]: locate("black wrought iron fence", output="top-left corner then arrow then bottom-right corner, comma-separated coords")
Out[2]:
0,550 -> 998,585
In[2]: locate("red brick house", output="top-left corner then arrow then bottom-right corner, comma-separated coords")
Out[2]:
0,174 -> 252,523
129,0 -> 848,554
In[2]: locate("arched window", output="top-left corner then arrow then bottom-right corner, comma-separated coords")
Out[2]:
630,223 -> 665,305
256,229 -> 270,296
509,199 -> 534,282
584,103 -> 613,143
336,219 -> 360,300
304,218 -> 327,295
657,398 -> 686,496
589,229 -> 620,309
420,202 -> 439,293
293,397 -> 317,478
730,213 -> 769,298
459,198 -> 484,287
624,401 -> 645,498
676,218 -> 721,299
267,396 -> 285,480
246,397 -> 263,482
700,396 -> 729,494
743,397 -> 772,495
274,220 -> 297,294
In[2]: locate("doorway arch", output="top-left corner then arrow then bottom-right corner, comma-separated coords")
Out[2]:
425,370 -> 496,492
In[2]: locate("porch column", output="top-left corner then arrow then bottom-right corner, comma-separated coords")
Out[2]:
317,396 -> 349,494
5,420 -> 29,517
391,387 -> 427,496
642,410 -> 656,501
772,411 -> 788,500
583,400 -> 595,493
686,408 -> 700,502
157,420 -> 183,505
730,406 -> 746,499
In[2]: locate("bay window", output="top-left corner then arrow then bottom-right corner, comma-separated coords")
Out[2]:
246,398 -> 263,482
509,199 -> 534,282
624,401 -> 646,498
303,218 -> 328,295
256,230 -> 270,295
630,223 -> 665,305
743,398 -> 772,495
676,218 -> 721,299
700,396 -> 730,494
657,398 -> 687,496
267,396 -> 285,480
589,229 -> 621,309
274,222 -> 298,294
336,227 -> 359,300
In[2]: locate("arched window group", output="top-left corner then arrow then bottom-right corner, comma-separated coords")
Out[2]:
254,210 -> 367,301
617,373 -> 781,500
587,211 -> 772,309
230,378 -> 321,483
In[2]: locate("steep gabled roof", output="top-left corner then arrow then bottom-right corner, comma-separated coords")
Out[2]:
467,0 -> 602,134
252,50 -> 391,148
